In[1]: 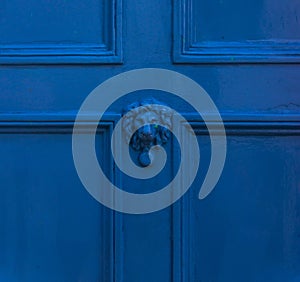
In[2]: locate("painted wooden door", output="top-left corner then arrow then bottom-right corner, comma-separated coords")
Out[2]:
0,0 -> 300,281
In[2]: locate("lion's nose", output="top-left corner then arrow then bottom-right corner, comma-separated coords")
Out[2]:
141,125 -> 152,136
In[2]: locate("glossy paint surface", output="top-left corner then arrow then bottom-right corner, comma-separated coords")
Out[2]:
0,0 -> 299,281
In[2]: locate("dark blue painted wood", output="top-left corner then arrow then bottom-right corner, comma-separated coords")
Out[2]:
0,129 -> 115,281
0,0 -> 299,281
174,134 -> 300,282
174,0 -> 300,63
0,0 -> 122,64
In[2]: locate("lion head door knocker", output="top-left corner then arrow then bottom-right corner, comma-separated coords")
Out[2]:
122,98 -> 173,167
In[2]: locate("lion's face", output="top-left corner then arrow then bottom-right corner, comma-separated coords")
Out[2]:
122,100 -> 173,152
134,111 -> 159,149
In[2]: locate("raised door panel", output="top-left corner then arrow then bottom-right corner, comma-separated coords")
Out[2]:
174,0 -> 300,62
0,0 -> 122,63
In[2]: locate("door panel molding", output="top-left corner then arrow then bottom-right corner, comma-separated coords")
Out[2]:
0,0 -> 122,64
172,122 -> 300,282
0,112 -> 299,134
173,0 -> 300,63
0,113 -> 122,281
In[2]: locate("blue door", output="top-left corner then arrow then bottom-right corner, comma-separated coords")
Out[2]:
0,0 -> 300,281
